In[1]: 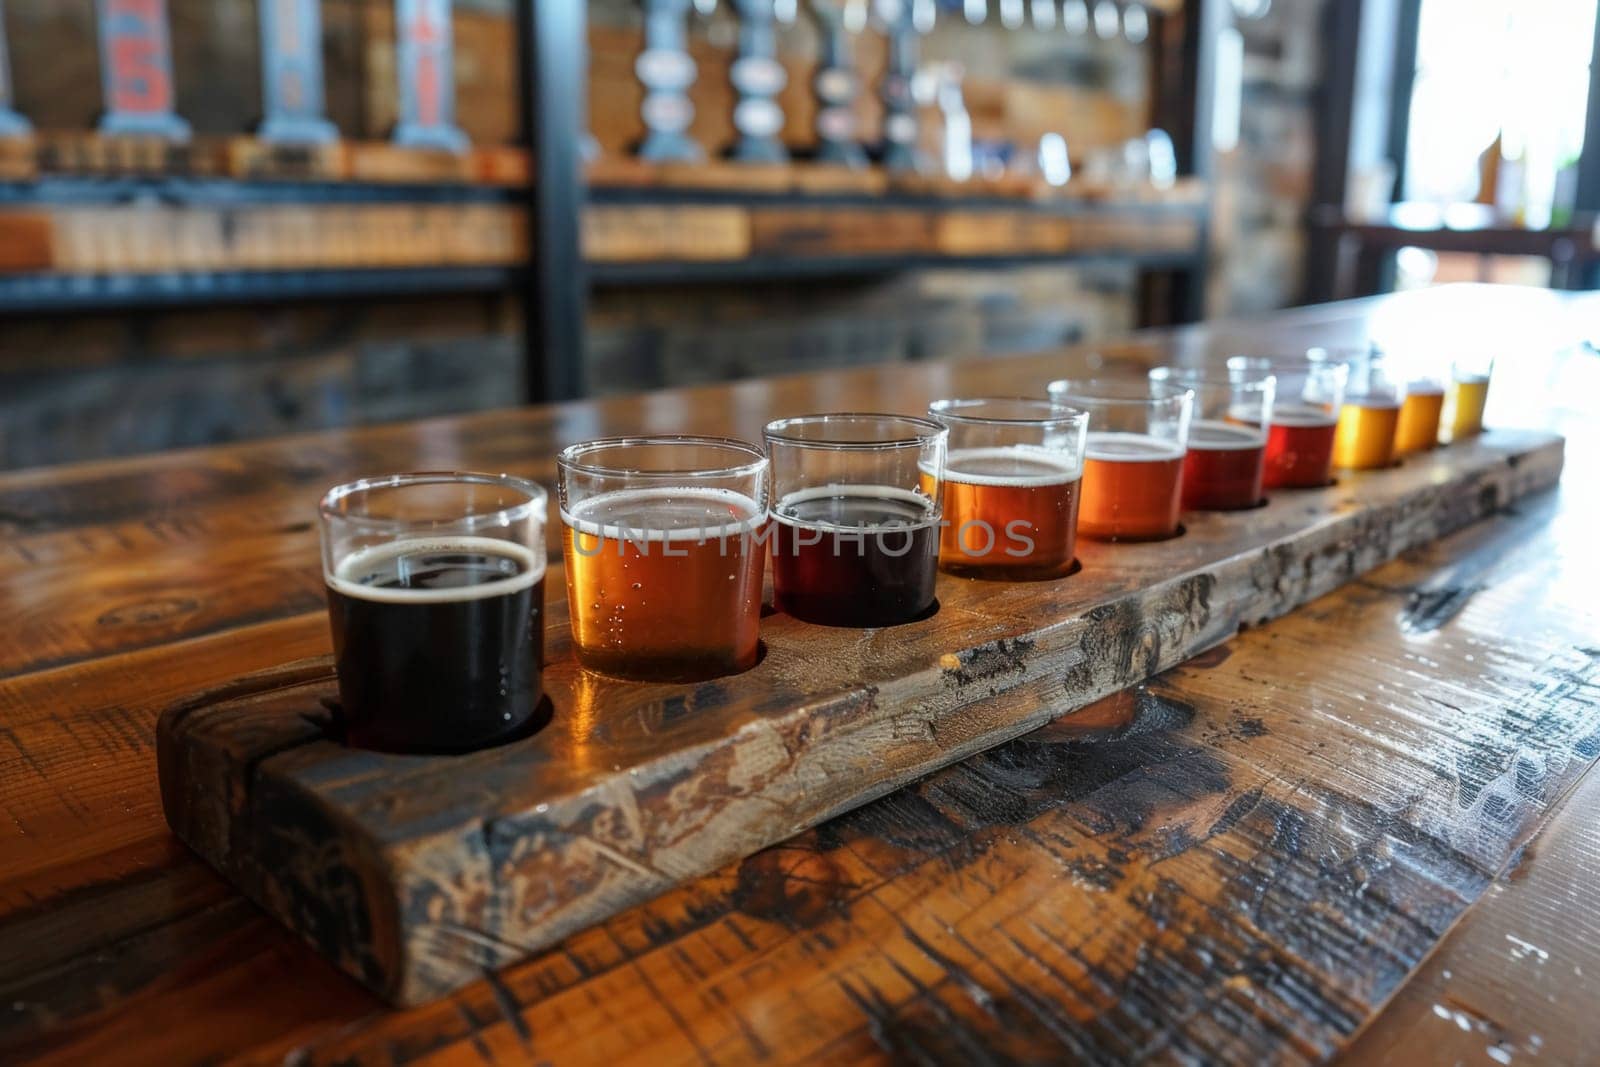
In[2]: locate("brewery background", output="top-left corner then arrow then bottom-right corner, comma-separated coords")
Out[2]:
0,0 -> 1595,470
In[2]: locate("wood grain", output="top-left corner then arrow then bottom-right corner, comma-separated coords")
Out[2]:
1344,756 -> 1600,1065
1,287 -> 1596,1064
159,430 -> 1563,1005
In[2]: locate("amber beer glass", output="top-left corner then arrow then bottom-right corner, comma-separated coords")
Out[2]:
1393,356 -> 1447,456
1226,352 -> 1347,489
319,472 -> 549,754
926,398 -> 1088,580
1330,347 -> 1403,470
1149,366 -> 1274,510
1443,352 -> 1494,442
558,436 -> 768,682
1046,378 -> 1193,542
765,414 -> 945,626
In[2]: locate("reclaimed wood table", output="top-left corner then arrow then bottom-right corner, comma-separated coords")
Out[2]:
3,284 -> 1597,1064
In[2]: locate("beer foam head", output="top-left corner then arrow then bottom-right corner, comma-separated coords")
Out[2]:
931,446 -> 1082,486
1187,420 -> 1267,451
1084,431 -> 1186,462
1345,394 -> 1401,410
1269,403 -> 1338,428
773,484 -> 938,529
563,486 -> 764,542
328,535 -> 545,603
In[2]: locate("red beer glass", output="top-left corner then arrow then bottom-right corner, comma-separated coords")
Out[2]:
1226,352 -> 1348,489
1149,366 -> 1274,510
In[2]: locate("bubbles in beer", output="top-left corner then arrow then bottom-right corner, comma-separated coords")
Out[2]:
1181,420 -> 1267,510
929,446 -> 1083,579
1080,432 -> 1186,541
326,536 -> 546,753
562,486 -> 765,681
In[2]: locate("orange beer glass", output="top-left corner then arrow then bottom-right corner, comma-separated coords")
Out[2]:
926,398 -> 1088,580
1046,377 -> 1193,542
558,436 -> 768,682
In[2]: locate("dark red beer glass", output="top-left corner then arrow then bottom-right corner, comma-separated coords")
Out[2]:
1149,366 -> 1274,511
765,414 -> 946,627
1226,352 -> 1349,489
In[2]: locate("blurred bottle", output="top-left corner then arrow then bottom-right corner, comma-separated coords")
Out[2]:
937,65 -> 973,182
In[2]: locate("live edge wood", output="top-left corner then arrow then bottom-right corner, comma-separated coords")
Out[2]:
157,429 -> 1564,1006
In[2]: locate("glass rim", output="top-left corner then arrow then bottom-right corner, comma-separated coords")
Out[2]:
928,396 -> 1089,428
1305,344 -> 1372,364
1149,365 -> 1275,392
556,434 -> 768,480
1046,377 -> 1194,408
318,470 -> 547,529
763,412 -> 947,450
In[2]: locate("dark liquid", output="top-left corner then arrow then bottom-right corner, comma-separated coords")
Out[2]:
327,543 -> 545,754
771,488 -> 939,627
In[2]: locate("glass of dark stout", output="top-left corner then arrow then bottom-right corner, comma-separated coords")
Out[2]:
1148,365 -> 1276,511
764,413 -> 947,626
318,472 -> 548,754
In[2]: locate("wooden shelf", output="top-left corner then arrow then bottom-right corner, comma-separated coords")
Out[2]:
0,168 -> 1205,310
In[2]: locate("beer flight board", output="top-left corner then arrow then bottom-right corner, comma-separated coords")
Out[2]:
158,427 -> 1563,1006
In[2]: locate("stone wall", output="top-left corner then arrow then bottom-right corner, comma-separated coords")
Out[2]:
1208,0 -> 1327,316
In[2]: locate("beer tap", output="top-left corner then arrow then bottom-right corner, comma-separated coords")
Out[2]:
1030,0 -> 1055,30
257,0 -> 339,144
94,0 -> 191,140
998,0 -> 1024,30
1061,0 -> 1089,34
937,64 -> 972,182
963,0 -> 986,24
636,0 -> 704,161
1121,1 -> 1149,42
808,0 -> 868,168
874,0 -> 924,174
392,0 -> 469,152
728,0 -> 789,163
1091,0 -> 1119,39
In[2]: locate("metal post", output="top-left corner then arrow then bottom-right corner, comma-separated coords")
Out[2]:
95,0 -> 190,140
393,0 -> 469,153
257,0 -> 339,144
519,0 -> 588,403
1139,0 -> 1224,325
1302,0 -> 1365,304
0,0 -> 28,138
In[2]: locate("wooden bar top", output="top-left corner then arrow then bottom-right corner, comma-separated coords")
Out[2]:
2,285 -> 1597,1064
